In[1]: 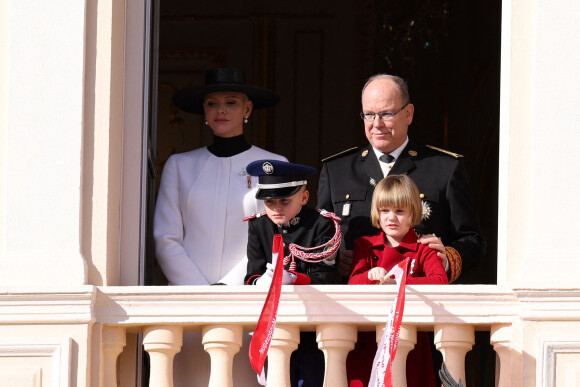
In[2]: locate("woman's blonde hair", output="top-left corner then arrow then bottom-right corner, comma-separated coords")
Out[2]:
370,174 -> 422,228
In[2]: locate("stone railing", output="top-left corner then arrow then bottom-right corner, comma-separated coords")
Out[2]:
95,285 -> 519,387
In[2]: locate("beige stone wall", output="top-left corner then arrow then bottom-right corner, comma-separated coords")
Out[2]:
2,0 -> 580,386
498,0 -> 580,289
0,325 -> 89,386
0,0 -> 87,286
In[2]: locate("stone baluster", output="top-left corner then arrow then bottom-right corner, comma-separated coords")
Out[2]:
491,324 -> 512,387
101,325 -> 126,387
143,325 -> 183,387
267,324 -> 300,387
434,324 -> 474,386
202,324 -> 243,387
375,324 -> 417,387
316,324 -> 357,387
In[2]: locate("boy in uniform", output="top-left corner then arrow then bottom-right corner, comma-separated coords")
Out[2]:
244,159 -> 342,387
244,159 -> 341,285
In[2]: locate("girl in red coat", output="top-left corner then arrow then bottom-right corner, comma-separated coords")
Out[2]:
348,174 -> 448,285
347,174 -> 448,387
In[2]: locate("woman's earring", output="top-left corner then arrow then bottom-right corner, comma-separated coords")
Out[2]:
204,119 -> 208,125
244,116 -> 249,124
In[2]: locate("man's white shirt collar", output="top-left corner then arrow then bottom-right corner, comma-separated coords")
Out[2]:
373,137 -> 409,177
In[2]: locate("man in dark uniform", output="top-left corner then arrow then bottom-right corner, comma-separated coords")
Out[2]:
318,74 -> 487,387
317,74 -> 485,284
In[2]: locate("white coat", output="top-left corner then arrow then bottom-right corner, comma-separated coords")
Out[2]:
153,146 -> 287,285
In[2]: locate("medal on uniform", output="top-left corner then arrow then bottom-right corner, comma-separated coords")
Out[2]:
342,202 -> 351,217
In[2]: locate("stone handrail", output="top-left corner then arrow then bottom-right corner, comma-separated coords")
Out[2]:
5,285 -> 580,385
95,285 -> 518,386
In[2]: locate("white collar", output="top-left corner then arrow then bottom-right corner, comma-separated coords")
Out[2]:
372,136 -> 409,162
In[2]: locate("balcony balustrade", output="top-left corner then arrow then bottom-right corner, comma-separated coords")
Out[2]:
96,285 -> 518,387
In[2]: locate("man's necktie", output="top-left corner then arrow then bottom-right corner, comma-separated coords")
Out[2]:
379,154 -> 395,163
379,154 -> 395,177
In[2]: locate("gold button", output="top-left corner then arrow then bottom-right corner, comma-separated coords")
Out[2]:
420,193 -> 425,198
346,194 -> 350,199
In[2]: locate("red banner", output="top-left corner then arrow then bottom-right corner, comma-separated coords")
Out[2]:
249,234 -> 285,384
369,258 -> 410,387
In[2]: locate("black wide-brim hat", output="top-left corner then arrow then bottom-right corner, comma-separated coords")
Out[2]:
172,68 -> 280,114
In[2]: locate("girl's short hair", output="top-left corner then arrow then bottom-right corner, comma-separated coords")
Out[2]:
370,174 -> 423,228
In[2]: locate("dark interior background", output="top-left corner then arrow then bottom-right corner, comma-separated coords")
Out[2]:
148,0 -> 501,284
148,0 -> 500,287
145,2 -> 501,385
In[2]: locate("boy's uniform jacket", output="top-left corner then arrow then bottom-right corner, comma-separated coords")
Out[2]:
245,206 -> 339,285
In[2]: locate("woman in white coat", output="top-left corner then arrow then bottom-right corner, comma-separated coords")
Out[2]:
153,68 -> 287,387
154,67 -> 287,285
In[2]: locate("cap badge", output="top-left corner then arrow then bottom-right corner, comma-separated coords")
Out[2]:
408,150 -> 417,156
262,162 -> 274,174
362,150 -> 369,157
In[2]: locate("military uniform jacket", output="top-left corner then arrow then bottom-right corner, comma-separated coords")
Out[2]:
348,230 -> 448,285
245,206 -> 340,285
317,139 -> 486,283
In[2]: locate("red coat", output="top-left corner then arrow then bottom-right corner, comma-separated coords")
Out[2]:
347,229 -> 446,387
348,229 -> 448,285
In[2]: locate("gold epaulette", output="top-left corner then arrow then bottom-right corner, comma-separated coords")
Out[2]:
426,145 -> 463,158
321,147 -> 359,163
